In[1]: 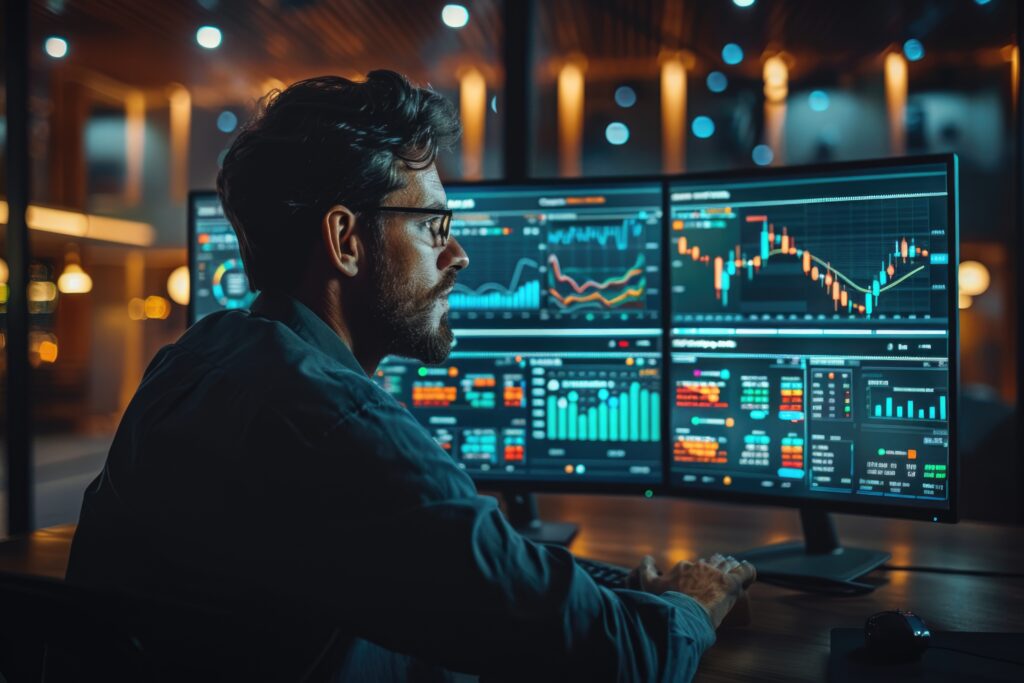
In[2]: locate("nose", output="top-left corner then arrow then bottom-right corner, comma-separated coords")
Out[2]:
439,235 -> 469,272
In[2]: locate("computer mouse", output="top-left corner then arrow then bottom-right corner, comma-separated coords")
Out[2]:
864,609 -> 931,661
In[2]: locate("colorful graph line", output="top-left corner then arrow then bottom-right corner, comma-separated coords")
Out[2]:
546,253 -> 644,294
675,213 -> 930,317
546,251 -> 646,309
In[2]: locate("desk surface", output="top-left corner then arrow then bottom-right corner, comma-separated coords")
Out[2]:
2,495 -> 1024,682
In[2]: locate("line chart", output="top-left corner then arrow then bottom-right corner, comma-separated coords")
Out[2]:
547,253 -> 646,310
548,218 -> 644,250
670,193 -> 948,321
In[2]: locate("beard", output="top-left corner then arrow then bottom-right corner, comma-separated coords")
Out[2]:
365,248 -> 457,365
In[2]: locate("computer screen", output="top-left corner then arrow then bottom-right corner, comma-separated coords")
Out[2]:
374,182 -> 665,488
666,158 -> 957,519
189,193 -> 255,321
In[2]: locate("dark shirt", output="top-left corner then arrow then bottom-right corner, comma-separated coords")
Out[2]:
67,293 -> 715,681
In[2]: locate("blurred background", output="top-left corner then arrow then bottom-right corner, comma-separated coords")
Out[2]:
0,0 -> 1019,534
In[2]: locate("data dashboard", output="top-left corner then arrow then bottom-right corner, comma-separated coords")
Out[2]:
667,162 -> 953,509
188,156 -> 957,513
378,182 -> 665,485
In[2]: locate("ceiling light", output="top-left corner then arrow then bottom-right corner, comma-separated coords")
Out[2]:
57,249 -> 92,294
605,122 -> 630,145
441,4 -> 469,29
196,25 -> 222,49
44,36 -> 68,59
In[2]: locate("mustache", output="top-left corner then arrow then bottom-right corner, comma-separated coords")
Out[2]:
429,270 -> 459,299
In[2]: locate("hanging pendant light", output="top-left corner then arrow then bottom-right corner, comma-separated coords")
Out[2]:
57,246 -> 93,294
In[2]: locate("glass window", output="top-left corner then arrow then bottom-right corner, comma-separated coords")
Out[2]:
24,0 -> 503,530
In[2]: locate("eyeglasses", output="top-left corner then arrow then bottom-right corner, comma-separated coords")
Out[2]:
369,206 -> 453,245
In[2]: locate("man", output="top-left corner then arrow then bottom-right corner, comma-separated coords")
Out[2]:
67,71 -> 755,681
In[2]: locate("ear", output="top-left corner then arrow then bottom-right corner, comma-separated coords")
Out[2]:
321,204 -> 362,278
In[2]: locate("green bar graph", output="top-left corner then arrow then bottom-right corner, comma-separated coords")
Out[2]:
619,394 -> 629,440
545,382 -> 660,443
610,398 -> 620,440
629,383 -> 640,440
557,397 -> 567,440
547,396 -> 557,439
872,393 -> 948,422
650,392 -> 659,440
568,392 -> 578,440
639,388 -> 650,441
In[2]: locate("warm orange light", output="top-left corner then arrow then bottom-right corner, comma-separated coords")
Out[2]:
763,55 -> 789,103
167,265 -> 190,306
762,55 -> 789,165
458,67 -> 487,181
958,293 -> 973,310
0,201 -> 155,246
29,331 -> 59,366
885,51 -> 908,154
38,340 -> 59,363
557,61 -> 585,177
958,261 -> 990,297
125,90 -> 146,206
144,295 -> 171,320
128,297 -> 147,320
261,78 -> 286,96
660,57 -> 687,173
57,262 -> 92,294
169,84 -> 192,202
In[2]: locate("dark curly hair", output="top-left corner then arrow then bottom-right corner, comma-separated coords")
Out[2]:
216,71 -> 461,292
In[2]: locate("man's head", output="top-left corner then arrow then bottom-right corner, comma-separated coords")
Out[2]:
216,71 -> 468,368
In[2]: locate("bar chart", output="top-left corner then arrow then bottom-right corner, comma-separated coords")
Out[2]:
871,393 -> 947,421
864,368 -> 948,423
537,365 -> 661,444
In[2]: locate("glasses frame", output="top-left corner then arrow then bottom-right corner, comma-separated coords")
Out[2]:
369,206 -> 453,244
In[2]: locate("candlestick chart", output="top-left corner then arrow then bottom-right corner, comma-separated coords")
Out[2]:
669,197 -> 948,322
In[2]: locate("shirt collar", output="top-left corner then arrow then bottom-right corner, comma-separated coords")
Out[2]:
250,292 -> 366,376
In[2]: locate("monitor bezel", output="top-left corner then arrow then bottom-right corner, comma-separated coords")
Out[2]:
657,153 -> 959,524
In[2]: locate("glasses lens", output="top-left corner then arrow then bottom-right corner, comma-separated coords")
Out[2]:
441,212 -> 452,242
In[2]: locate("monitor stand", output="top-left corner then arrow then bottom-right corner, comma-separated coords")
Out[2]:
733,509 -> 890,583
504,491 -> 579,546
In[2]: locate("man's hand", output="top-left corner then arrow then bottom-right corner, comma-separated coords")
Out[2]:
627,553 -> 756,629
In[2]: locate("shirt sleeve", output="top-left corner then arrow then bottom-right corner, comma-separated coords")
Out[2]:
251,397 -> 717,682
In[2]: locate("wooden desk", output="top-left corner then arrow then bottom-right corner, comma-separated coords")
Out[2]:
3,497 -> 1024,682
538,494 -> 1024,682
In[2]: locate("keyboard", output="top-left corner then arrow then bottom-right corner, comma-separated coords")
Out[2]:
576,556 -> 631,589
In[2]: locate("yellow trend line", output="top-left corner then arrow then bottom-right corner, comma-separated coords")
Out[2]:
548,286 -> 645,308
767,248 -> 925,295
